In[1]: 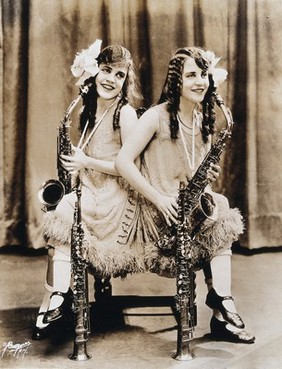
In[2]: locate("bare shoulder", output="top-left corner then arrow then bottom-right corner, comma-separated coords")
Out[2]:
141,106 -> 159,120
120,104 -> 138,119
139,106 -> 160,130
119,104 -> 138,137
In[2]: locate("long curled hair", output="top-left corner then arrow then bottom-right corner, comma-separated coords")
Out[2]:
158,47 -> 217,143
79,45 -> 141,132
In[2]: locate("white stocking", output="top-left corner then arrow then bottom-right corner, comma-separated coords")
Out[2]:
36,281 -> 53,328
210,249 -> 237,314
35,247 -> 55,328
48,246 -> 71,311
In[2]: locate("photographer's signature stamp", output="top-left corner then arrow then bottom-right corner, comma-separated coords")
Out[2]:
1,341 -> 31,359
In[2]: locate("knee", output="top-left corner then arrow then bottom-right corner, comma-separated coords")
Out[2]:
215,194 -> 230,212
53,245 -> 70,262
47,246 -> 55,257
55,193 -> 75,219
219,249 -> 232,257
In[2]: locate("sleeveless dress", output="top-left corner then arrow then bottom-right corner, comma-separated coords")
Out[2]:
139,103 -> 244,277
42,105 -> 145,278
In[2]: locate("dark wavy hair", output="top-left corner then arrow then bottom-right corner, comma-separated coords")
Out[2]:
158,47 -> 217,143
79,44 -> 141,132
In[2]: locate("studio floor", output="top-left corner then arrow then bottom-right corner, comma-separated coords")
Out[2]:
0,246 -> 282,369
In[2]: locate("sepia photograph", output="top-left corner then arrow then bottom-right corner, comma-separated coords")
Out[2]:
0,1 -> 281,368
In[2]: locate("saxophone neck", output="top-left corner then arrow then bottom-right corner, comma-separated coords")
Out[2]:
212,92 -> 234,133
61,95 -> 82,126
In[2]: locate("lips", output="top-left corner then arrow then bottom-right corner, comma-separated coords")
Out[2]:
101,83 -> 115,91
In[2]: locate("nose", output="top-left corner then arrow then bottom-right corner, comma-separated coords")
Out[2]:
105,72 -> 115,83
195,74 -> 205,85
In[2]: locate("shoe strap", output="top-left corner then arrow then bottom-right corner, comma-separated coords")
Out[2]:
50,291 -> 66,298
222,295 -> 234,301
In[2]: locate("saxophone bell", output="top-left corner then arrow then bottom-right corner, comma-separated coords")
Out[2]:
189,192 -> 218,238
38,179 -> 65,211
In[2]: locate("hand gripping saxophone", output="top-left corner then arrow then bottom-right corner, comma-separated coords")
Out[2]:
38,84 -> 91,211
156,93 -> 234,264
166,93 -> 234,360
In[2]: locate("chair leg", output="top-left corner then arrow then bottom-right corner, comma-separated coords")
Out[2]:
94,276 -> 112,302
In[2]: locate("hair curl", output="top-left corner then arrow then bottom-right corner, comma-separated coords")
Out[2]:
158,47 -> 217,142
79,45 -> 141,132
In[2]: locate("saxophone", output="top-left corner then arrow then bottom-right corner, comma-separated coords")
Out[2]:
156,92 -> 234,262
171,93 -> 234,360
38,84 -> 91,211
172,182 -> 196,361
68,176 -> 91,361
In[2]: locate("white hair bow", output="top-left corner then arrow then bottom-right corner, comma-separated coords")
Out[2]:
204,51 -> 228,88
70,39 -> 102,86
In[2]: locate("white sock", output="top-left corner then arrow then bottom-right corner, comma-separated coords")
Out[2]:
210,249 -> 237,313
48,246 -> 71,311
36,282 -> 53,328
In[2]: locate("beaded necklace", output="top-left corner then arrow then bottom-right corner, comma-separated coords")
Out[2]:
78,98 -> 118,150
178,109 -> 201,175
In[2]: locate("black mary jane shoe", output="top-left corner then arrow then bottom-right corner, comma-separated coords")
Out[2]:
32,325 -> 50,340
210,316 -> 255,344
205,288 -> 245,329
43,289 -> 73,324
32,313 -> 50,340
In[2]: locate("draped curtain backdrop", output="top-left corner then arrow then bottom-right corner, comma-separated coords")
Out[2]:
1,0 -> 281,249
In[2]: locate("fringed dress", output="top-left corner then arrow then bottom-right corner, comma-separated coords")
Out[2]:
139,103 -> 244,277
43,106 -> 145,278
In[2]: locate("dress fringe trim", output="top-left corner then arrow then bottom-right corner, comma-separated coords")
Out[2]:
42,212 -> 145,279
144,207 -> 244,278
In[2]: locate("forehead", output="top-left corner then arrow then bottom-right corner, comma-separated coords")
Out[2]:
100,62 -> 128,74
182,56 -> 202,72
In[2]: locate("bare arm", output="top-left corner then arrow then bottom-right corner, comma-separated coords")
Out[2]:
61,105 -> 138,176
115,108 -> 178,225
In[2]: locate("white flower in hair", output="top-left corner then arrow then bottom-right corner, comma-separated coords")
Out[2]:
205,50 -> 228,88
71,39 -> 102,85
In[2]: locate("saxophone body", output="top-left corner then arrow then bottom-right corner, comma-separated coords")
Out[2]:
156,92 -> 234,257
172,182 -> 195,361
69,177 -> 91,361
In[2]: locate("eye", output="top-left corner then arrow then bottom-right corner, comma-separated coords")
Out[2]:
184,72 -> 196,78
101,66 -> 111,73
202,71 -> 208,78
116,71 -> 126,79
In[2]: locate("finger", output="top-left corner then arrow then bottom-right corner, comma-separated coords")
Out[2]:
61,160 -> 73,168
60,154 -> 73,161
210,164 -> 221,174
164,209 -> 178,225
207,173 -> 216,182
60,158 -> 70,165
170,214 -> 178,225
163,212 -> 171,226
210,170 -> 219,177
169,206 -> 178,218
208,168 -> 219,177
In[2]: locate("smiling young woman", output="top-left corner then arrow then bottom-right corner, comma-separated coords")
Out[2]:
32,42 -> 144,340
116,46 -> 255,344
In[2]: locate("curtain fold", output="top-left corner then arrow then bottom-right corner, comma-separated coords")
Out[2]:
1,0 -> 29,247
1,0 -> 281,249
244,0 -> 282,247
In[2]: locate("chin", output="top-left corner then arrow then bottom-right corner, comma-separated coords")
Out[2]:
97,87 -> 117,100
194,93 -> 206,103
